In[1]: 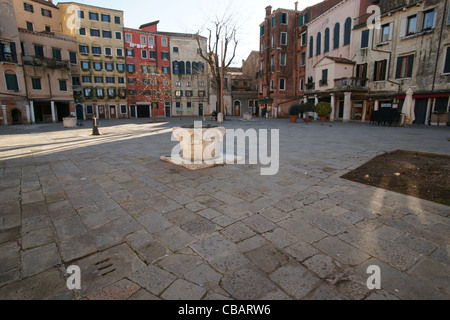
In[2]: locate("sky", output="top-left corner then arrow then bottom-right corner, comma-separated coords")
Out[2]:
56,0 -> 322,66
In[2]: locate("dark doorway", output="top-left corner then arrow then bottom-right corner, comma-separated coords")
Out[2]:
165,104 -> 171,117
33,102 -> 51,123
11,109 -> 21,124
76,104 -> 83,120
130,105 -> 136,118
198,103 -> 203,117
56,103 -> 70,121
339,100 -> 344,118
137,105 -> 150,118
414,98 -> 428,125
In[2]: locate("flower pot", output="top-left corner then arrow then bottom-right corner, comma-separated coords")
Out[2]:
303,117 -> 313,123
319,116 -> 327,122
289,115 -> 298,123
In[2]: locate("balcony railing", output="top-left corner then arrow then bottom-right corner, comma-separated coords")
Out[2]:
23,55 -> 70,70
334,77 -> 368,89
0,53 -> 18,63
305,83 -> 315,91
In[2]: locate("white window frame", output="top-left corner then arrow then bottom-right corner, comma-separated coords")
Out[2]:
104,46 -> 112,57
279,78 -> 286,91
280,52 -> 286,66
140,35 -> 147,44
280,32 -> 287,46
148,36 -> 155,46
161,37 -> 168,47
141,49 -> 147,59
115,31 -> 122,41
125,33 -> 132,43
300,32 -> 307,47
116,48 -> 123,57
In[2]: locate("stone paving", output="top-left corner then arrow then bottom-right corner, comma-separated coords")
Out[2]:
0,117 -> 449,300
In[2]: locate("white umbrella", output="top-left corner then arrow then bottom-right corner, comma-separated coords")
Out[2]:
402,88 -> 415,124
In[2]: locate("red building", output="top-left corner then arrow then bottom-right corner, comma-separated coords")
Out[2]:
124,21 -> 172,118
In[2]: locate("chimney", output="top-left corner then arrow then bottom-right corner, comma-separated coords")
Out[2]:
295,1 -> 298,11
265,6 -> 272,17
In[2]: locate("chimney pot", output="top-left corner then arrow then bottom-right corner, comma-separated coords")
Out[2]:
265,6 -> 272,17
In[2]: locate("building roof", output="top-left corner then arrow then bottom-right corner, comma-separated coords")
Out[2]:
139,21 -> 160,29
157,31 -> 207,41
32,0 -> 58,9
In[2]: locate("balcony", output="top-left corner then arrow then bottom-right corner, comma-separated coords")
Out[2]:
305,83 -> 315,91
0,53 -> 18,64
23,56 -> 70,70
334,77 -> 368,89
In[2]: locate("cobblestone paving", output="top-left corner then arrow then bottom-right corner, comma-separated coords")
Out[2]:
0,117 -> 449,300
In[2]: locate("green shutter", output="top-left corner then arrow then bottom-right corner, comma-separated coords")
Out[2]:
299,15 -> 304,26
407,55 -> 414,78
395,57 -> 402,79
5,73 -> 19,91
305,11 -> 310,23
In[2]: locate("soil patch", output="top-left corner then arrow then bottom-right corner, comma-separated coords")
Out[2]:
342,150 -> 450,206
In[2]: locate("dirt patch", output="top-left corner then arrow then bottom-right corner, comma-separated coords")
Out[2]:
342,150 -> 450,206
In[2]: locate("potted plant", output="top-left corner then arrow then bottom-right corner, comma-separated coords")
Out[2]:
299,102 -> 315,122
314,102 -> 332,122
288,104 -> 302,123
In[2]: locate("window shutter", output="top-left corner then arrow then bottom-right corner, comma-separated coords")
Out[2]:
10,42 -> 17,62
373,62 -> 378,81
299,15 -> 304,26
388,22 -> 394,41
407,54 -> 414,77
444,47 -> 450,73
432,11 -> 437,29
395,57 -> 402,79
400,18 -> 407,37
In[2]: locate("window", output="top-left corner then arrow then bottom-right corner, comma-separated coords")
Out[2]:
94,76 -> 103,83
5,71 -> 19,91
96,88 -> 104,99
34,45 -> 44,57
186,90 -> 193,97
344,17 -> 352,46
448,6 -> 450,25
324,28 -> 330,53
26,21 -> 33,31
90,29 -> 100,37
333,23 -> 340,49
260,25 -> 265,36
125,33 -> 132,43
104,47 -> 112,56
280,52 -> 286,66
89,12 -> 99,21
116,48 -> 123,57
72,76 -> 80,86
185,61 -> 191,74
82,75 -> 92,83
271,35 -> 275,49
149,36 -> 155,46
102,30 -> 112,39
141,50 -> 147,59
423,9 -> 436,30
280,32 -> 287,45
175,81 -> 181,87
24,3 -> 34,12
116,63 -> 125,72
140,35 -> 147,44
316,32 -> 321,56
79,27 -> 86,36
78,10 -> 84,19
126,48 -> 134,57
1,42 -> 17,63
300,33 -> 307,46
84,88 -> 92,98
434,97 -> 449,113
161,52 -> 170,60
271,15 -> 276,28
299,15 -> 304,26
32,78 -> 41,90
396,54 -> 414,79
45,26 -> 51,32
380,23 -> 392,43
270,79 -> 274,91
81,61 -> 90,70
115,32 -> 122,40
279,79 -> 286,90
86,105 -> 93,114
93,61 -> 102,71
161,38 -> 168,47
118,77 -> 125,84
105,62 -> 114,71
309,36 -> 314,58
407,15 -> 417,35
281,12 -> 287,24
444,47 -> 450,74
41,8 -> 52,18
149,51 -> 156,59
52,48 -> 61,61
187,102 -> 192,108
107,89 -> 116,98
270,55 -> 274,71
101,14 -> 110,22
361,29 -> 370,49
120,105 -> 127,114
321,69 -> 328,85
300,79 -> 304,91
374,59 -> 387,81
79,45 -> 89,54
356,63 -> 368,82
127,64 -> 135,73
115,16 -> 121,24
92,46 -> 101,55
175,90 -> 183,97
59,80 -> 67,91
300,52 -> 306,66
162,66 -> 169,74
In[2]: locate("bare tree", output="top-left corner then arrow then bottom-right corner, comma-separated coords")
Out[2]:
195,7 -> 239,114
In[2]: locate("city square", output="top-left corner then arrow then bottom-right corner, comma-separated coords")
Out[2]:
0,118 -> 448,300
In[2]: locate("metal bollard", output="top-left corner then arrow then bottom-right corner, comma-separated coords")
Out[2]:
92,117 -> 100,136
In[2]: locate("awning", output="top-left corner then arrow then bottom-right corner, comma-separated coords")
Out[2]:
397,93 -> 449,100
259,98 -> 273,103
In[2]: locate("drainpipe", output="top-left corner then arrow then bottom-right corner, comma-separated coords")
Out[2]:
428,0 -> 448,126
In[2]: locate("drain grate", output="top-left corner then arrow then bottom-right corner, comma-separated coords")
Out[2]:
95,258 -> 116,277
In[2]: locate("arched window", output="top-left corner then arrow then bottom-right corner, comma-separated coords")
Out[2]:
4,70 -> 19,91
179,61 -> 185,74
186,61 -> 191,74
198,62 -> 205,74
316,32 -> 321,56
333,23 -> 340,49
173,61 -> 179,74
324,28 -> 330,53
309,36 -> 314,58
344,17 -> 352,46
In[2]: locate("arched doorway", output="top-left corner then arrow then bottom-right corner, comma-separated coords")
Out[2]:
11,109 -> 21,124
234,100 -> 241,116
76,104 -> 83,120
